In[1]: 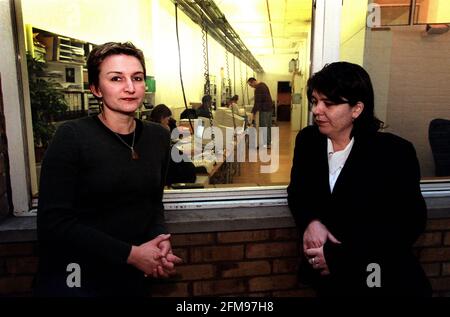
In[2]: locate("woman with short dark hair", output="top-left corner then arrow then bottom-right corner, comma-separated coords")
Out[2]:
35,42 -> 181,297
288,62 -> 431,296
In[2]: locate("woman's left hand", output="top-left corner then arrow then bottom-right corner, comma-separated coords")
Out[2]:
305,246 -> 330,276
157,239 -> 182,277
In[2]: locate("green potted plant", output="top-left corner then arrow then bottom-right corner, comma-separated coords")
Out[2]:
26,54 -> 68,162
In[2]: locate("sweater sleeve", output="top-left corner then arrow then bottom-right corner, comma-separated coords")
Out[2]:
324,139 -> 427,275
287,129 -> 321,234
37,123 -> 131,265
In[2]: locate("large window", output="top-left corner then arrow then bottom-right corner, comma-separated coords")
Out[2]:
18,0 -> 313,196
343,0 -> 450,178
372,0 -> 450,26
3,0 -> 448,215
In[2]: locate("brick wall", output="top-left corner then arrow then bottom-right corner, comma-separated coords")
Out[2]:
149,228 -> 314,297
0,74 -> 12,221
1,218 -> 450,297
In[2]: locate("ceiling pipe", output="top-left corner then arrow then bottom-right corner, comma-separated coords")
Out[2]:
266,0 -> 275,55
173,0 -> 264,73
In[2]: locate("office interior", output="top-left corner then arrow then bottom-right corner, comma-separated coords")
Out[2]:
14,0 -> 450,196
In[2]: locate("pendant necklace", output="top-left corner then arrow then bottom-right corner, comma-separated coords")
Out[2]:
113,129 -> 139,160
99,114 -> 139,160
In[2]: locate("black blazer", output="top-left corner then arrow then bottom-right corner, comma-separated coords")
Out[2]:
287,125 -> 431,296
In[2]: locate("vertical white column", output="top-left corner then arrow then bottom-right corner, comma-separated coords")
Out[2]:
311,0 -> 342,73
0,0 -> 32,213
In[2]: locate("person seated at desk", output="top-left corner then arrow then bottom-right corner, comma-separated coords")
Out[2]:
196,95 -> 213,119
180,108 -> 198,120
226,95 -> 239,114
150,104 -> 196,186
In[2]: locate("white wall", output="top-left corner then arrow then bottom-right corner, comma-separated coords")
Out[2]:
21,0 -> 253,122
22,0 -> 153,62
152,0 -> 254,119
257,54 -> 296,106
340,0 -> 367,66
363,29 -> 392,124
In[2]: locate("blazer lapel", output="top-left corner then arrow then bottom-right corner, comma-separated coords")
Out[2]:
315,134 -> 332,196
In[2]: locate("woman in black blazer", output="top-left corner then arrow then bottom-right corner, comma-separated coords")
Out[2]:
287,62 -> 431,296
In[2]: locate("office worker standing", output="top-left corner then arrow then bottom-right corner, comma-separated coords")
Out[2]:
287,62 -> 431,296
247,77 -> 273,148
35,42 -> 181,296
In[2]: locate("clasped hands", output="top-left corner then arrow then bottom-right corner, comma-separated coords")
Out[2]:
303,220 -> 341,276
127,234 -> 182,278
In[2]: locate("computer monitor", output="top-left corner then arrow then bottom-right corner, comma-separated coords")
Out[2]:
195,124 -> 204,139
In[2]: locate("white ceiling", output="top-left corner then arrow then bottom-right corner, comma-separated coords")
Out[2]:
216,0 -> 313,56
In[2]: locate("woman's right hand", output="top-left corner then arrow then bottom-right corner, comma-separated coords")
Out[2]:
303,220 -> 340,252
127,234 -> 171,277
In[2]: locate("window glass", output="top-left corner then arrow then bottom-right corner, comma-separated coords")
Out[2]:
342,0 -> 450,178
370,0 -> 413,26
414,0 -> 450,24
20,0 -> 314,192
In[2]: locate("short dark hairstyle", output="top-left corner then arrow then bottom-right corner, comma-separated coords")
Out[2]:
201,95 -> 212,107
307,62 -> 384,136
231,95 -> 239,102
247,77 -> 256,83
150,104 -> 172,123
87,42 -> 146,90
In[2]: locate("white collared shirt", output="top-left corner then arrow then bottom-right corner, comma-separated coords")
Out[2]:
327,137 -> 354,193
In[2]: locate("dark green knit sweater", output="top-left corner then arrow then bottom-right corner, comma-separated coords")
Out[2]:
36,116 -> 170,296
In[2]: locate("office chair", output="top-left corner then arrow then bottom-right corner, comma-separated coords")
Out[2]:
429,118 -> 450,176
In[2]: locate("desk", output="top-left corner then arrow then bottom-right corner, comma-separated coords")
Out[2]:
173,130 -> 245,184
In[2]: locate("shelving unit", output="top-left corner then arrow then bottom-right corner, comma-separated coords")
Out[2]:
25,25 -> 157,122
54,36 -> 86,64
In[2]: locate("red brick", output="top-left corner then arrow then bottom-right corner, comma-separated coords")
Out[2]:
191,245 -> 244,263
273,289 -> 316,297
176,264 -> 215,281
246,242 -> 299,259
270,228 -> 299,241
272,258 -> 299,274
421,263 -> 441,277
0,243 -> 35,257
430,277 -> 450,291
442,263 -> 450,276
427,219 -> 450,231
219,261 -> 271,278
151,282 -> 189,297
249,274 -> 298,292
444,232 -> 450,246
171,233 -> 215,247
172,248 -> 188,264
6,257 -> 38,274
0,276 -> 34,295
420,247 -> 450,262
217,230 -> 269,244
193,279 -> 246,296
415,232 -> 442,247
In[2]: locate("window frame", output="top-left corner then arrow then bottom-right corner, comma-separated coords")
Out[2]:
5,0 -> 450,216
